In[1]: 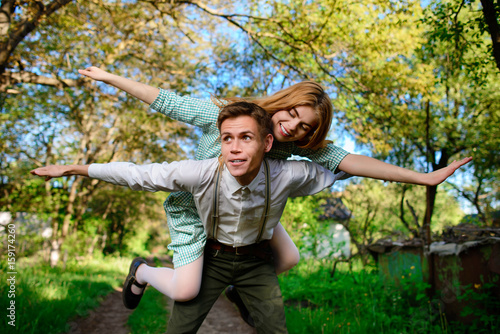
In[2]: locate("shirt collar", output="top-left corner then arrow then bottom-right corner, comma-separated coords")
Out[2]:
222,161 -> 265,194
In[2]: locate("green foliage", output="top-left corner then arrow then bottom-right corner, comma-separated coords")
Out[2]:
85,188 -> 169,256
281,186 -> 464,263
453,278 -> 500,333
341,179 -> 464,243
241,0 -> 498,225
280,259 -> 438,333
124,225 -> 156,257
0,212 -> 51,258
279,258 -> 499,333
280,191 -> 331,255
0,256 -> 128,334
2,0 -> 209,259
415,0 -> 500,224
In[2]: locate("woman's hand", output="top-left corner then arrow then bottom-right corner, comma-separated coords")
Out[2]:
78,66 -> 112,82
422,157 -> 473,186
78,66 -> 159,104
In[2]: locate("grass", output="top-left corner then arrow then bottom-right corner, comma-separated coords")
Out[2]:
279,258 -> 499,334
128,287 -> 169,334
2,254 -> 496,333
0,253 -> 170,334
0,256 -> 128,334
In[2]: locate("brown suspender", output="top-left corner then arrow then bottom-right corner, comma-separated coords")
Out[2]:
255,160 -> 271,243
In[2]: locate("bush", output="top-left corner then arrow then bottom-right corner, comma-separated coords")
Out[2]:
279,258 -> 495,334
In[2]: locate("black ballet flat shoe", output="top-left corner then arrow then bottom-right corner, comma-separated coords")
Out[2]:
122,257 -> 148,309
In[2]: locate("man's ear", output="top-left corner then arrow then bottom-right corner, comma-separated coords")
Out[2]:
263,134 -> 274,153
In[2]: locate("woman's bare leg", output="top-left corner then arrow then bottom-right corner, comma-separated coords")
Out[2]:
270,223 -> 300,275
134,254 -> 204,302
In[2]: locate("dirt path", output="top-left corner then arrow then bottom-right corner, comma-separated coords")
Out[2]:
66,287 -> 133,334
168,293 -> 257,334
67,287 -> 256,334
66,260 -> 256,334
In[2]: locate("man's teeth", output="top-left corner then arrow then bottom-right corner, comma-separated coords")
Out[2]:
280,124 -> 290,136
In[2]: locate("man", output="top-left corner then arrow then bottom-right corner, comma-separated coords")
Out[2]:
31,102 -> 344,333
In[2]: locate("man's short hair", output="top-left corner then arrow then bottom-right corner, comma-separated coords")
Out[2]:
217,101 -> 273,140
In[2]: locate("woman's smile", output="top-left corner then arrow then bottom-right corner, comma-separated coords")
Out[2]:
272,106 -> 318,142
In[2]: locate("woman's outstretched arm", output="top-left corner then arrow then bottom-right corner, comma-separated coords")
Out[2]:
338,154 -> 472,186
78,66 -> 160,104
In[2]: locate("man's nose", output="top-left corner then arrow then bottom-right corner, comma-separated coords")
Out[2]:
230,140 -> 242,151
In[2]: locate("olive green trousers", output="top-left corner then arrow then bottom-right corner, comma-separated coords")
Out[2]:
166,246 -> 287,334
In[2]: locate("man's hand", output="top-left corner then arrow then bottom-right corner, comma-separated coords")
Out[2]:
30,165 -> 89,181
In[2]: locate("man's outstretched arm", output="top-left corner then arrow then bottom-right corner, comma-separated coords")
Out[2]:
31,161 -> 209,194
30,165 -> 89,181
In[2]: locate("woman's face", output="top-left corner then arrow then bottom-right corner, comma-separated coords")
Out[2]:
271,106 -> 319,143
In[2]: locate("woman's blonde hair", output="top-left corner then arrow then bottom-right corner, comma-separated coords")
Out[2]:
215,81 -> 333,150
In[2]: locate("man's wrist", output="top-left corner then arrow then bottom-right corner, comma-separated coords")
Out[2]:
64,165 -> 89,177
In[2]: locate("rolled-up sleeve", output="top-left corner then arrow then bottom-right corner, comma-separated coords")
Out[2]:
292,143 -> 349,173
149,89 -> 220,132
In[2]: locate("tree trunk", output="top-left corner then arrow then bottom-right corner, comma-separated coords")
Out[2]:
50,239 -> 60,268
88,235 -> 99,256
424,184 -> 437,295
480,0 -> 500,71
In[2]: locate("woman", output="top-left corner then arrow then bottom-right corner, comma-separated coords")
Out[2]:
78,66 -> 471,311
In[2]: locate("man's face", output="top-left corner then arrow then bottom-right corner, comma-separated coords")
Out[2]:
220,115 -> 273,185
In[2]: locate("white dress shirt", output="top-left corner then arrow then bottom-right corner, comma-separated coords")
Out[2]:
89,158 -> 343,247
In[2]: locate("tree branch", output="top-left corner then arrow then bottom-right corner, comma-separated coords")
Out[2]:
1,70 -> 85,92
0,0 -> 73,73
168,0 -> 310,78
